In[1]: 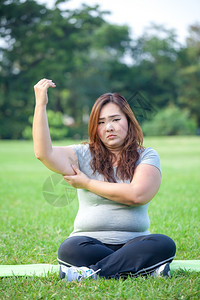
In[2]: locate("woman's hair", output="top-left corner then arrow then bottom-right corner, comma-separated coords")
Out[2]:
88,93 -> 144,182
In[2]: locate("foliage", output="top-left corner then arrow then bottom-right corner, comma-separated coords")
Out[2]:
0,138 -> 199,298
0,1 -> 200,139
22,110 -> 68,140
142,105 -> 197,136
177,23 -> 200,125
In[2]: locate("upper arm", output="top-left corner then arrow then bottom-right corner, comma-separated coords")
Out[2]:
38,146 -> 79,175
130,163 -> 161,205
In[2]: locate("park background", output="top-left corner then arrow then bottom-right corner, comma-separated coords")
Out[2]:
0,0 -> 200,139
0,0 -> 200,299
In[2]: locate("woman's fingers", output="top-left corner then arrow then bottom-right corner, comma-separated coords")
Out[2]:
34,78 -> 56,106
35,78 -> 56,88
42,79 -> 56,88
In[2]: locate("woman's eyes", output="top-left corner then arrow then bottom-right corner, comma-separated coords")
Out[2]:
98,118 -> 121,125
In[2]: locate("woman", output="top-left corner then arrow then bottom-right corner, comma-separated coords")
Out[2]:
33,78 -> 176,281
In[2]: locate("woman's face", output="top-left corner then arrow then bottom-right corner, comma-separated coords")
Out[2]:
97,102 -> 128,152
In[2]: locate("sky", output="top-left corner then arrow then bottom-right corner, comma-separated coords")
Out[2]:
39,0 -> 200,45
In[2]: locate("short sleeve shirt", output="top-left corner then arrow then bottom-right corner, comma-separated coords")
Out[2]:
69,144 -> 161,244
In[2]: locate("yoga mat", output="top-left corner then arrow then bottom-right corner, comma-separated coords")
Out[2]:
0,260 -> 199,277
171,260 -> 200,273
0,264 -> 59,277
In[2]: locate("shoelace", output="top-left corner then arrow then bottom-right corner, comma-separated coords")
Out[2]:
86,268 -> 101,279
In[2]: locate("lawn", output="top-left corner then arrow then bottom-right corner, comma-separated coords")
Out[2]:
0,137 -> 199,299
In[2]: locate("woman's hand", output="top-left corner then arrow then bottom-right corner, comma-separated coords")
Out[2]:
34,78 -> 56,106
63,165 -> 90,189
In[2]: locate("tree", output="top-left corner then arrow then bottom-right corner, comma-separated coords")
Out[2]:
177,23 -> 200,127
142,105 -> 197,136
0,1 -> 132,139
128,24 -> 181,110
0,0 -> 66,138
1,2 -> 199,138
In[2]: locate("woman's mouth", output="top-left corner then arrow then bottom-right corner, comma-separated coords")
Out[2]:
107,134 -> 116,139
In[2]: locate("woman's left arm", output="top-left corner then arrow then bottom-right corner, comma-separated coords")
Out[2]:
63,164 -> 161,206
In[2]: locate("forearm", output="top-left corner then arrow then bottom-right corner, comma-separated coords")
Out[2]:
86,179 -> 143,206
32,104 -> 53,160
64,160 -> 160,206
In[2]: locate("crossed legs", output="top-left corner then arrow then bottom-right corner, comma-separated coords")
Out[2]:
57,234 -> 176,279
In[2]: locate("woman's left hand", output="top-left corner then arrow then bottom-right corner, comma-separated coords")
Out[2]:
63,165 -> 90,189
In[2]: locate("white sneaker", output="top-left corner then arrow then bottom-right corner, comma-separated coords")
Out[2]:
151,263 -> 171,277
60,265 -> 101,282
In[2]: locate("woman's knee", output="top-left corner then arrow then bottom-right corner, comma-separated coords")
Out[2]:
58,237 -> 80,265
153,234 -> 176,258
57,235 -> 106,267
57,236 -> 86,266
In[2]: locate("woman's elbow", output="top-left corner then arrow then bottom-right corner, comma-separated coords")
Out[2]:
34,151 -> 44,161
133,194 -> 150,206
128,182 -> 160,206
132,189 -> 159,206
34,149 -> 52,161
126,189 -> 151,206
34,150 -> 41,159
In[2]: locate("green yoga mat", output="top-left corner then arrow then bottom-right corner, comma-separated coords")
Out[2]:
0,264 -> 60,277
0,261 -> 200,277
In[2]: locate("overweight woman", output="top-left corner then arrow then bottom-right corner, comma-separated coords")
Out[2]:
33,78 -> 176,281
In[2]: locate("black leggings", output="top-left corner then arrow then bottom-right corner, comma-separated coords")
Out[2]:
57,234 -> 176,279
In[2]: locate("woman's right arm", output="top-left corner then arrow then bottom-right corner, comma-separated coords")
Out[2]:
32,78 -> 78,175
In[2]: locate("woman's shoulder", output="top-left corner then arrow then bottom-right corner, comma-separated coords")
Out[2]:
71,143 -> 90,161
140,147 -> 159,157
72,142 -> 89,152
137,147 -> 161,171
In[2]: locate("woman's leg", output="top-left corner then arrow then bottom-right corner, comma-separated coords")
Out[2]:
89,234 -> 176,278
57,236 -> 115,267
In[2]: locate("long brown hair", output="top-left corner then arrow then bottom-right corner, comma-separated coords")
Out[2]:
88,93 -> 144,182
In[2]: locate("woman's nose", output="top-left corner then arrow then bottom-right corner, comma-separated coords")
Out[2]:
106,122 -> 114,131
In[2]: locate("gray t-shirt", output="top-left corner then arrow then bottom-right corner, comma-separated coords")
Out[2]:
70,143 -> 161,244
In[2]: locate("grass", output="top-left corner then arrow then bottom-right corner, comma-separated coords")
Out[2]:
0,136 -> 200,299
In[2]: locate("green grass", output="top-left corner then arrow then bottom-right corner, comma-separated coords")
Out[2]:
0,137 -> 200,299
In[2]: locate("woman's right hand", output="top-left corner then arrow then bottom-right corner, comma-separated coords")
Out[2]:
34,78 -> 56,106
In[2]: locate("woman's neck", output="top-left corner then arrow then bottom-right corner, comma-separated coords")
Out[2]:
111,151 -> 120,167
